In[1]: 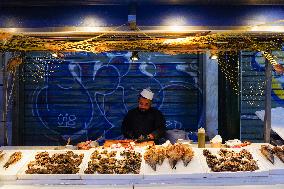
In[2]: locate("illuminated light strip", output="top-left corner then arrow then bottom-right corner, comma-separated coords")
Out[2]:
261,51 -> 278,66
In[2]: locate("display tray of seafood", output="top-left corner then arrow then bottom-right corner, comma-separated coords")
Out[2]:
17,150 -> 89,180
0,150 -> 35,180
141,143 -> 206,179
81,148 -> 143,180
255,145 -> 284,175
201,148 -> 269,178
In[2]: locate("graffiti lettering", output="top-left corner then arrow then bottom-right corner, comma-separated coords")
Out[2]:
57,113 -> 77,128
166,120 -> 183,130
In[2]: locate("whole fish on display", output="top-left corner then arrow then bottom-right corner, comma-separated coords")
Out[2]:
260,145 -> 274,164
273,146 -> 284,163
3,152 -> 22,169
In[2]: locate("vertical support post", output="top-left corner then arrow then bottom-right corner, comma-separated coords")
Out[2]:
239,51 -> 243,140
0,53 -> 4,145
199,53 -> 206,129
12,67 -> 21,145
264,55 -> 272,143
128,2 -> 137,30
1,53 -> 8,145
205,51 -> 218,138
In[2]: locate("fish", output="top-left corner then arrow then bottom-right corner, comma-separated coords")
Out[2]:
182,145 -> 194,166
168,159 -> 178,169
273,146 -> 284,163
144,147 -> 159,171
166,144 -> 184,169
260,145 -> 274,164
156,146 -> 166,165
148,162 -> 157,171
3,152 -> 22,169
0,150 -> 5,161
275,153 -> 284,163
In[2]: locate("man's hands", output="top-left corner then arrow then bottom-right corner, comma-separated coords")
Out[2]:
138,135 -> 145,140
147,133 -> 155,140
138,134 -> 155,140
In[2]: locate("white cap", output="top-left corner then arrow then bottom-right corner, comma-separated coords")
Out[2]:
140,87 -> 154,100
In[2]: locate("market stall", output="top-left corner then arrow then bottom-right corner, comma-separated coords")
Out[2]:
2,1 -> 284,189
0,142 -> 284,186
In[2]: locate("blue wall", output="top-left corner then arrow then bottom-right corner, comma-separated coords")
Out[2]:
21,52 -> 202,145
137,5 -> 284,26
1,5 -> 284,28
0,5 -> 128,27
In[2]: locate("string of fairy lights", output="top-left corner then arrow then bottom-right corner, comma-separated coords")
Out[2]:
241,69 -> 266,107
215,50 -> 280,107
215,51 -> 240,95
1,21 -> 284,109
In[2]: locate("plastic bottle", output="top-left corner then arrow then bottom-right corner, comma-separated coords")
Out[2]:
198,127 -> 205,148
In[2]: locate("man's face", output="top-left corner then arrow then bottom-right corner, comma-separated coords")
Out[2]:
138,97 -> 151,112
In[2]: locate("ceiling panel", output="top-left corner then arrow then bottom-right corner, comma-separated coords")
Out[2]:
1,0 -> 284,6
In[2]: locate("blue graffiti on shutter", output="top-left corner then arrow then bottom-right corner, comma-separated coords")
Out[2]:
23,52 -> 202,145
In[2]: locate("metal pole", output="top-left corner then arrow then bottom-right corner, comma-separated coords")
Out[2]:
264,55 -> 272,143
1,53 -> 8,145
201,52 -> 206,129
239,51 -> 242,140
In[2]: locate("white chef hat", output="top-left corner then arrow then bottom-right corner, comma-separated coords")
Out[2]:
140,87 -> 154,100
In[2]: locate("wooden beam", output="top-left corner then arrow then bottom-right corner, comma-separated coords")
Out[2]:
264,55 -> 272,143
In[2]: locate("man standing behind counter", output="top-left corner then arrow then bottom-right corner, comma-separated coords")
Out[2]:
121,88 -> 166,144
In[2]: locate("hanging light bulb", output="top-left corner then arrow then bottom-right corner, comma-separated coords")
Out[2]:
51,52 -> 64,59
209,53 -> 218,60
51,52 -> 58,58
209,51 -> 218,60
130,51 -> 140,61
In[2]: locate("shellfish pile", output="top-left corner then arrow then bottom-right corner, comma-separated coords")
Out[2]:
3,151 -> 22,169
203,149 -> 259,172
25,151 -> 84,174
144,144 -> 194,170
84,149 -> 142,174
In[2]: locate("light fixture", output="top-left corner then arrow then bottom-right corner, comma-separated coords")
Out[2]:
51,52 -> 58,58
130,51 -> 140,61
209,52 -> 218,60
250,25 -> 284,32
81,16 -> 104,27
164,15 -> 187,32
210,54 -> 218,60
51,52 -> 64,59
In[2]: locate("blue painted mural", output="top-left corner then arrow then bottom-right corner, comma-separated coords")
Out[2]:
22,52 -> 202,145
251,51 -> 284,106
